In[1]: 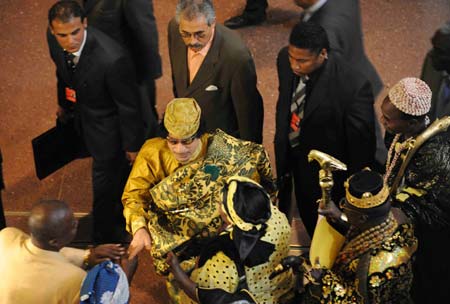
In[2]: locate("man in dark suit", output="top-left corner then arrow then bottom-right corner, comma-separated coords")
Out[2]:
274,21 -> 375,237
47,0 -> 145,243
421,21 -> 450,122
83,0 -> 162,137
296,0 -> 386,169
47,0 -> 160,138
168,0 -> 264,143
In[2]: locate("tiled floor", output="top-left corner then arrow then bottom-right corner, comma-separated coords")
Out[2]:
1,0 -> 449,302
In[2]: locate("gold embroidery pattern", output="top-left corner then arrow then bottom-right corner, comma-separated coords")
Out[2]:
148,130 -> 275,273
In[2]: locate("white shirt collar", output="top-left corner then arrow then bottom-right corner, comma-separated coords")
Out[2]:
71,29 -> 87,58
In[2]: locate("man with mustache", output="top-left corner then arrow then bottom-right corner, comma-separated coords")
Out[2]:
47,0 -> 145,244
168,0 -> 264,144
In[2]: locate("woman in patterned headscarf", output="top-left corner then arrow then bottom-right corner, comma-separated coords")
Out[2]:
166,176 -> 294,304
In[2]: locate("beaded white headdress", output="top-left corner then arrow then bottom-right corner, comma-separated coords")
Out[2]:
388,77 -> 431,116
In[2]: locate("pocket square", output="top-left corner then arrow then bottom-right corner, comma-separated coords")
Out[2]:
205,85 -> 218,91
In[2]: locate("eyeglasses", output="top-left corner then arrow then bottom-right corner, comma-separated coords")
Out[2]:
166,134 -> 196,145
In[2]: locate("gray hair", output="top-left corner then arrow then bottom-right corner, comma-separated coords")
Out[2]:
175,0 -> 216,26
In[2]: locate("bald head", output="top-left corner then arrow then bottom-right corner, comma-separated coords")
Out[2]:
28,200 -> 77,250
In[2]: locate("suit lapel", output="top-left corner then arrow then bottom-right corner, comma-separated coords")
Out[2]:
302,61 -> 331,123
284,72 -> 297,117
171,21 -> 189,97
57,49 -> 73,83
176,46 -> 189,97
72,30 -> 95,86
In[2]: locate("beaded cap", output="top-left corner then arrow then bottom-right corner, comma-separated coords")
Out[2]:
164,98 -> 201,138
388,77 -> 431,116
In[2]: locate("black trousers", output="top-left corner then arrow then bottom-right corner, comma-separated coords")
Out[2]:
243,0 -> 268,20
92,153 -> 130,244
280,146 -> 346,238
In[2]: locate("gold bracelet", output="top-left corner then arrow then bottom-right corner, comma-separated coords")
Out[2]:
83,248 -> 92,269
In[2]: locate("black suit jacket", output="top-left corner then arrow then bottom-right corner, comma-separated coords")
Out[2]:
275,48 -> 376,212
308,0 -> 383,96
84,0 -> 162,82
48,27 -> 144,160
168,19 -> 264,143
421,50 -> 450,121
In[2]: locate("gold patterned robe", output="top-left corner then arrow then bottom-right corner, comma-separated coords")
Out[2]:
304,220 -> 417,304
122,129 -> 276,274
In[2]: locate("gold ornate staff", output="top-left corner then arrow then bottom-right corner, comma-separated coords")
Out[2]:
307,149 -> 347,268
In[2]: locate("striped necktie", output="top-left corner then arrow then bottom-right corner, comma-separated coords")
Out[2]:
289,77 -> 307,148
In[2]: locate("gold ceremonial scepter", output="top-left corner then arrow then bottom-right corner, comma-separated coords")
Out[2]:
308,150 -> 347,209
307,150 -> 347,268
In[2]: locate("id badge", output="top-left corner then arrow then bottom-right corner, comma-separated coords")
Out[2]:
65,87 -> 76,103
290,112 -> 301,132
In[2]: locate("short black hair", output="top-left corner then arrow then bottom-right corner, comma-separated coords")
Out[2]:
48,0 -> 85,25
28,199 -> 72,244
289,21 -> 330,55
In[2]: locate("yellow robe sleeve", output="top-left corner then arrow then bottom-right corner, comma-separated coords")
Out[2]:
122,138 -> 180,235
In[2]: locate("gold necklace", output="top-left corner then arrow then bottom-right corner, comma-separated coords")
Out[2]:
384,135 -> 414,185
335,212 -> 397,266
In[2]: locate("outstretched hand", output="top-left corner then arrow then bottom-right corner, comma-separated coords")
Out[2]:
166,251 -> 181,271
165,251 -> 198,301
88,244 -> 126,266
128,228 -> 152,260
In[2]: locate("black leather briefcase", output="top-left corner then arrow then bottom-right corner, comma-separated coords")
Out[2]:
31,119 -> 87,180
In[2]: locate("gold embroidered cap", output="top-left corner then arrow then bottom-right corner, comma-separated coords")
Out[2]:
344,170 -> 389,209
164,98 -> 201,138
388,77 -> 431,116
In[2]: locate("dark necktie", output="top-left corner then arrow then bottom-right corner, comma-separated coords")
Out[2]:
64,51 -> 76,74
289,77 -> 307,148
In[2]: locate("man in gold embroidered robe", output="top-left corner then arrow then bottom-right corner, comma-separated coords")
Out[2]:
122,98 -> 275,301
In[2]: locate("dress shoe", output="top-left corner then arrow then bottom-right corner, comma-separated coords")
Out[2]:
224,14 -> 265,29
